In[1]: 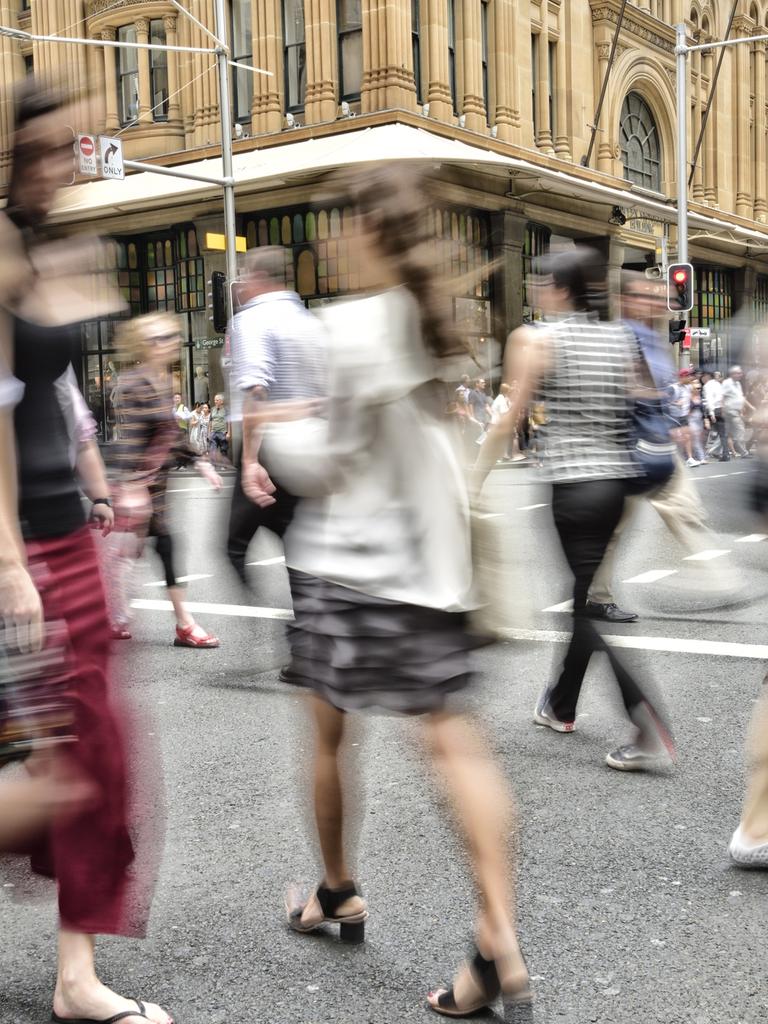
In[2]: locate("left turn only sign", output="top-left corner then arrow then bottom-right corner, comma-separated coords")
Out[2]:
77,133 -> 98,176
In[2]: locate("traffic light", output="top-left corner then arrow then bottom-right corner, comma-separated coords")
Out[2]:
208,270 -> 228,333
669,318 -> 686,345
667,262 -> 693,312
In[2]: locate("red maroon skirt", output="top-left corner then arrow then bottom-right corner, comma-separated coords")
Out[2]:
20,526 -> 150,936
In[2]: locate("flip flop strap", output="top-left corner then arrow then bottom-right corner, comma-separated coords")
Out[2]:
316,882 -> 361,919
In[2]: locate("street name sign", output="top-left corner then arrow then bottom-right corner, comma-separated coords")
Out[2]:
99,135 -> 124,180
77,133 -> 98,176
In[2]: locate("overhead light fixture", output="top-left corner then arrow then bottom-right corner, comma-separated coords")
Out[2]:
609,205 -> 627,226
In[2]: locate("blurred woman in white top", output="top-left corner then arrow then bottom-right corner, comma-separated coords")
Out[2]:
261,164 -> 531,1019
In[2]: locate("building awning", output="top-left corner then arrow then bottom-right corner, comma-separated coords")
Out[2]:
51,122 -> 768,255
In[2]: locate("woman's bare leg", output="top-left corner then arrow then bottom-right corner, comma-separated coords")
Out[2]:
309,695 -> 352,888
53,931 -> 172,1024
423,711 -> 527,990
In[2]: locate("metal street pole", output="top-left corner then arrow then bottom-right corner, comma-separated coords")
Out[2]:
213,0 -> 238,316
675,23 -> 690,369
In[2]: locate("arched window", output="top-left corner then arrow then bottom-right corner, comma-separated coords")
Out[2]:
620,92 -> 662,192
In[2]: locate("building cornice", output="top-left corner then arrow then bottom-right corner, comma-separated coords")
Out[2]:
588,0 -> 676,55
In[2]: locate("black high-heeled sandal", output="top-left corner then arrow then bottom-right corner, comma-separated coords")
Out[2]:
285,880 -> 368,943
428,946 -> 532,1020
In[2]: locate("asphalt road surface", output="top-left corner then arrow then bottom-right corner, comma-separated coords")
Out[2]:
2,459 -> 767,1024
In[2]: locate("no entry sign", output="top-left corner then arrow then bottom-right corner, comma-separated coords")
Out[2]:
77,133 -> 97,176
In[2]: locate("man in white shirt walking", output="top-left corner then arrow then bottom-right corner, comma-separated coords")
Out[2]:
721,365 -> 754,458
702,370 -> 729,461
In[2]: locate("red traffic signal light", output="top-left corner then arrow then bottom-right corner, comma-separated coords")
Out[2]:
667,262 -> 693,313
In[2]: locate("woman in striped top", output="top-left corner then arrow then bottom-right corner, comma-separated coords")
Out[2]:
478,248 -> 675,772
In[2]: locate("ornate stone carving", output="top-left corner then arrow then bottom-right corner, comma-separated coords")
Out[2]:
88,0 -> 150,15
596,42 -> 611,60
589,2 -> 675,54
135,18 -> 150,36
101,26 -> 117,41
163,15 -> 177,33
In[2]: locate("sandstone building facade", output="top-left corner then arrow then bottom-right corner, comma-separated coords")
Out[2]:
2,0 -> 768,439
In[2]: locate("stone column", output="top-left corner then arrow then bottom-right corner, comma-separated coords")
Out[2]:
691,34 -> 704,201
0,2 -> 25,187
553,20 -> 570,159
164,15 -> 182,123
595,42 -> 613,174
460,0 -> 485,130
305,0 -> 338,123
734,15 -> 752,217
702,45 -> 717,205
425,0 -> 453,121
86,32 -> 107,134
489,211 -> 527,343
361,1 -> 416,113
491,0 -> 519,141
252,0 -> 283,132
534,17 -> 553,152
136,18 -> 152,125
754,37 -> 767,223
102,28 -> 120,133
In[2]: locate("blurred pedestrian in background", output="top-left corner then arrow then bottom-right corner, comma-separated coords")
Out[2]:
189,400 -> 211,456
208,392 -> 230,465
109,313 -> 221,648
263,165 -> 531,1019
478,250 -> 676,771
0,80 -> 172,1024
227,245 -> 327,584
722,365 -> 753,458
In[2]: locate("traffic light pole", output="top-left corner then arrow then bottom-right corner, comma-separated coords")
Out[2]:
675,23 -> 690,368
213,0 -> 238,318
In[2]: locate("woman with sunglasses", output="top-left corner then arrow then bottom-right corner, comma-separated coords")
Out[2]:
109,314 -> 221,648
0,81 -> 173,1024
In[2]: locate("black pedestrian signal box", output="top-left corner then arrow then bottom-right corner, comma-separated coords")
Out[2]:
669,319 -> 687,345
208,271 -> 228,334
667,262 -> 694,312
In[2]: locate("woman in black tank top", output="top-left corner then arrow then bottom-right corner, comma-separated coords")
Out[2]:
0,81 -> 172,1024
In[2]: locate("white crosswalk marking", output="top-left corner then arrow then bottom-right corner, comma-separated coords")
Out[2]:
736,534 -> 768,543
516,503 -> 549,511
246,556 -> 286,566
131,599 -> 293,620
622,569 -> 678,583
144,573 -> 214,587
128,599 -> 768,660
542,600 -> 573,613
683,549 -> 731,561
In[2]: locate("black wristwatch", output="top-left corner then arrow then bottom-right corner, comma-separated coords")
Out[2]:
92,497 -> 112,508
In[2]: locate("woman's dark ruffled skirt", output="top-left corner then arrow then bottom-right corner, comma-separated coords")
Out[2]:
287,569 -> 483,714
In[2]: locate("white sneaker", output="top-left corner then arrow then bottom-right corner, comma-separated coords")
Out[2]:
686,457 -> 701,467
728,826 -> 768,868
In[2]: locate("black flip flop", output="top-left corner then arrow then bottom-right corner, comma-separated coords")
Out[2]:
52,998 -> 150,1024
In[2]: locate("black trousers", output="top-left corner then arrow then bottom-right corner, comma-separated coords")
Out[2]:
226,460 -> 297,584
547,478 -> 652,723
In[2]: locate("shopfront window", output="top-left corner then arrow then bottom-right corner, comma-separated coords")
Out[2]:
690,265 -> 733,367
242,204 -> 492,333
83,227 -> 208,441
522,223 -> 551,322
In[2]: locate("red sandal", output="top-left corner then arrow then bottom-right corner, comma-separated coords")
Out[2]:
174,624 -> 219,648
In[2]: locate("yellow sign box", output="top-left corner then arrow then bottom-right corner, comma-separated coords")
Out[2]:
204,232 -> 247,253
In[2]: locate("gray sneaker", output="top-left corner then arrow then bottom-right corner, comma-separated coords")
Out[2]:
728,826 -> 768,868
605,744 -> 667,772
533,692 -> 575,733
